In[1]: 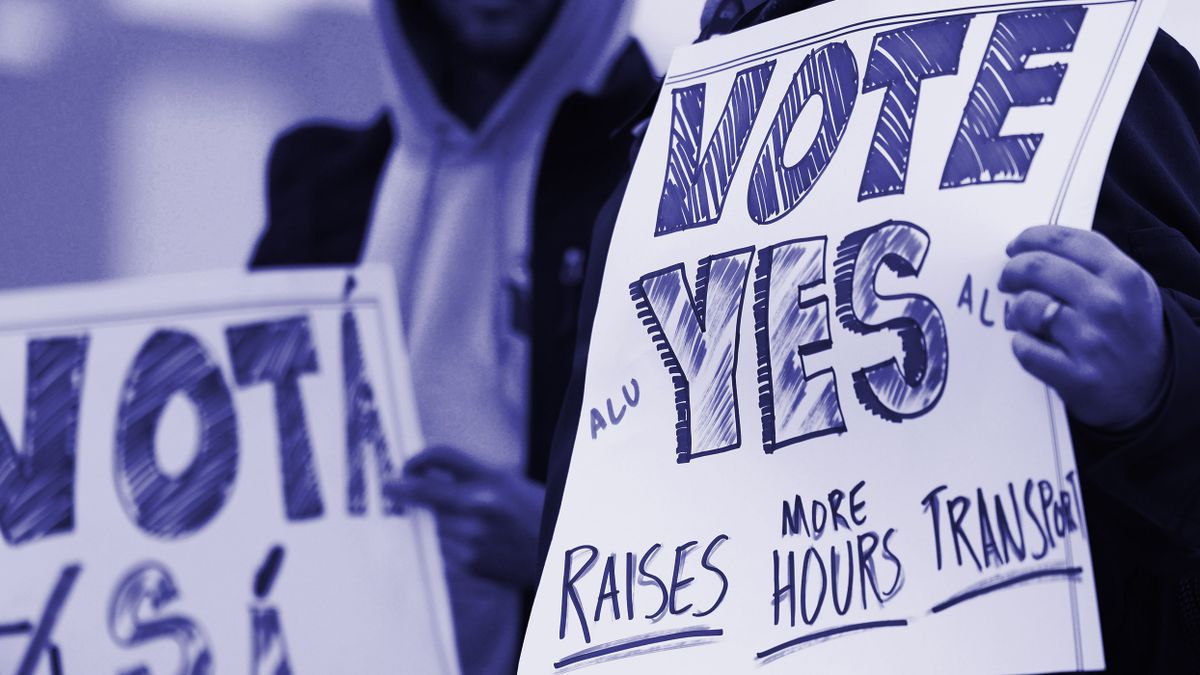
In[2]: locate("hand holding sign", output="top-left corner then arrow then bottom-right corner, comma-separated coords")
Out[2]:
520,0 -> 1172,670
1001,225 -> 1168,430
392,446 -> 545,589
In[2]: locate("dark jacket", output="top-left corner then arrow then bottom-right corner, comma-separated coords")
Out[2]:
1072,32 -> 1200,674
250,41 -> 657,487
541,6 -> 1200,673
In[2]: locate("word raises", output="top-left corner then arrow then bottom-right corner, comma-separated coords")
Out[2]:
0,310 -> 401,548
559,535 -> 730,644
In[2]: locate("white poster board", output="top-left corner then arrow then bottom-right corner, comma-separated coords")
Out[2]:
0,267 -> 458,674
521,0 -> 1167,672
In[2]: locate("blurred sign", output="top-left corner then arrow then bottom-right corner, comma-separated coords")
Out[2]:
521,0 -> 1166,672
0,267 -> 458,674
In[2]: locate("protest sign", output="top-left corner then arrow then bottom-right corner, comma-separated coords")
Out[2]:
0,267 -> 458,674
521,0 -> 1168,672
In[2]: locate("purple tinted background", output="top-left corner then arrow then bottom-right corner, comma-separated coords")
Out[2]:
0,0 -> 1193,291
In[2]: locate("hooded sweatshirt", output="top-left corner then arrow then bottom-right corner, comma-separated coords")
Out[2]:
364,1 -> 632,673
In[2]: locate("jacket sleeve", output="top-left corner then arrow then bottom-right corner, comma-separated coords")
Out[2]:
249,126 -> 323,269
1076,289 -> 1200,551
248,116 -> 392,270
1073,32 -> 1200,552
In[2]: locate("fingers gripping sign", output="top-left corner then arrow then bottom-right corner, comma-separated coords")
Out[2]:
999,225 -> 1169,430
388,446 -> 545,589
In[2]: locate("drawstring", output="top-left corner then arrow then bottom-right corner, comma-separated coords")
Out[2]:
493,142 -> 532,422
400,126 -> 447,340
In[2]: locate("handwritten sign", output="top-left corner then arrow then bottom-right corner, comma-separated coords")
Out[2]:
0,267 -> 458,674
521,0 -> 1167,672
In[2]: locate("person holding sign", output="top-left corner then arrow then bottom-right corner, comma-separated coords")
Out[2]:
538,0 -> 1200,671
999,37 -> 1200,671
250,0 -> 655,672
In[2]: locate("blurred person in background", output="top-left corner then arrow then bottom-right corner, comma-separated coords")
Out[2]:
249,0 -> 656,672
542,0 -> 1200,672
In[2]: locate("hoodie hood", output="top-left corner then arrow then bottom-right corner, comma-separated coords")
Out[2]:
374,0 -> 632,150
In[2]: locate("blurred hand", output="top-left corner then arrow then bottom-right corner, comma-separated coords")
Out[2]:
1000,225 -> 1168,431
389,446 -> 544,590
